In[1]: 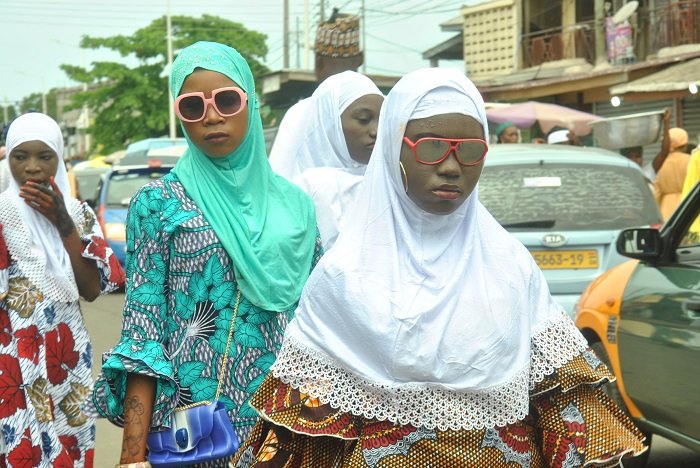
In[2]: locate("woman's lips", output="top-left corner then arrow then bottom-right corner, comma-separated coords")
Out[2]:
432,185 -> 461,200
204,132 -> 228,142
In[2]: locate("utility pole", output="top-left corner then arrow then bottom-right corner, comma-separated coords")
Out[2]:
1,98 -> 9,123
304,0 -> 310,69
166,0 -> 176,138
283,0 -> 290,68
361,0 -> 366,73
83,83 -> 91,154
296,17 -> 301,68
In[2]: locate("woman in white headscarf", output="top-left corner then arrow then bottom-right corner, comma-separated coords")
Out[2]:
0,113 -> 124,467
232,69 -> 647,467
271,71 -> 383,249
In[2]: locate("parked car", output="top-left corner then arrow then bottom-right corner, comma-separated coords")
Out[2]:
479,144 -> 662,316
69,156 -> 111,202
91,162 -> 175,266
119,137 -> 186,166
575,181 -> 700,464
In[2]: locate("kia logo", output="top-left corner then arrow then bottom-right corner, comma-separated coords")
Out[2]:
542,234 -> 566,247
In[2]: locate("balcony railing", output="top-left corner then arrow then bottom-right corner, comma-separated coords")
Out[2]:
520,0 -> 700,69
521,22 -> 595,68
647,0 -> 700,51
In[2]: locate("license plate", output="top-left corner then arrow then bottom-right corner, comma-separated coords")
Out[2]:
530,250 -> 598,269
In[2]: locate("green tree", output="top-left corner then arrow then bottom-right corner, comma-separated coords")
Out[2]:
19,90 -> 58,118
61,14 -> 269,153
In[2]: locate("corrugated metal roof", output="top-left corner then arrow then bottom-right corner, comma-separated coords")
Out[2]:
610,57 -> 700,94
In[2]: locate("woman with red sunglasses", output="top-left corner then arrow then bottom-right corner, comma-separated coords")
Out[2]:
89,42 -> 322,467
233,68 -> 646,467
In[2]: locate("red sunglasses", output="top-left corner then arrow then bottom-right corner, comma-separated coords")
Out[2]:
174,86 -> 247,122
402,136 -> 488,166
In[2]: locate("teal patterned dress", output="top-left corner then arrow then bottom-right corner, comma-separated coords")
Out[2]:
89,172 -> 323,445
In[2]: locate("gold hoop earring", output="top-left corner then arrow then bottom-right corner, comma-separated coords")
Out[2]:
399,161 -> 408,193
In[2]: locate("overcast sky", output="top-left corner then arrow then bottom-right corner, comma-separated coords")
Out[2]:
1,0 -> 478,106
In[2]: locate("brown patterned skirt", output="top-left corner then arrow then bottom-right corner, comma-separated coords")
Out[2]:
232,352 -> 646,467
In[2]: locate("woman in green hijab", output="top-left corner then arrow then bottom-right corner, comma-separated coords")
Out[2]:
90,42 -> 322,467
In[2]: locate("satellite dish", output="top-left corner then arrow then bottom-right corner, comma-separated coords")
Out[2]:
613,1 -> 639,24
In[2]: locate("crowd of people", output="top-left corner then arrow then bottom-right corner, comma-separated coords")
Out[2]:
2,9 -> 697,468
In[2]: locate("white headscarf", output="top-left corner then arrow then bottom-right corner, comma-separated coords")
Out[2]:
271,71 -> 383,180
2,113 -> 78,301
271,68 -> 587,431
273,71 -> 383,249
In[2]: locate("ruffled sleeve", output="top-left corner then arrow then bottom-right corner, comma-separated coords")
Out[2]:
72,200 -> 126,293
529,311 -> 647,466
90,185 -> 179,430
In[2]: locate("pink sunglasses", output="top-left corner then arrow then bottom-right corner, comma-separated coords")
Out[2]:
174,86 -> 247,122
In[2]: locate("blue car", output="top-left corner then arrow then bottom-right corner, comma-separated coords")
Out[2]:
478,144 -> 662,316
93,163 -> 175,266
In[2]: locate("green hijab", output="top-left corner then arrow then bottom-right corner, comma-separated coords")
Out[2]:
170,41 -> 317,311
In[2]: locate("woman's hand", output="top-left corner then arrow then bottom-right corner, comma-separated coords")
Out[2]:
18,176 -> 75,237
0,224 -> 9,269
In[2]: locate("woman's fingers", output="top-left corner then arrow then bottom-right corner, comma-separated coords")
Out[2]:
49,176 -> 64,198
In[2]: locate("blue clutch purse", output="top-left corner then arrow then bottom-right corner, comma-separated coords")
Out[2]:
147,400 -> 239,467
147,291 -> 242,467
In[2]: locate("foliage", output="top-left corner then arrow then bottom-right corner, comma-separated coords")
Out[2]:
61,15 -> 269,152
18,90 -> 58,119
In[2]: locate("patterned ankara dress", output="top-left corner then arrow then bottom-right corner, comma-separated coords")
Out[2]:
0,195 -> 125,468
89,173 -> 323,467
233,315 -> 647,468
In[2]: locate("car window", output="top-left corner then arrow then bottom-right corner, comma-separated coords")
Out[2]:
105,171 -> 166,207
76,173 -> 103,202
479,163 -> 661,231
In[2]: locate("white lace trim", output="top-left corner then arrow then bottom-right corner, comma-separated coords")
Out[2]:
529,309 -> 590,389
0,193 -> 81,302
272,309 -> 589,431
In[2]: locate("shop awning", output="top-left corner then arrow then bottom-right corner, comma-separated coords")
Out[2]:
610,57 -> 700,94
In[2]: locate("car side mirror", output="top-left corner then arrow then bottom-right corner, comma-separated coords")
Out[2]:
617,227 -> 661,260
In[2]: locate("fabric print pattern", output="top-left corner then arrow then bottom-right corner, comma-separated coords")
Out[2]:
0,199 -> 123,468
90,173 -> 323,466
361,424 -> 437,468
481,425 -> 532,467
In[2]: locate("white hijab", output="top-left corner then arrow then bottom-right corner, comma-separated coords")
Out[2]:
273,71 -> 383,249
2,113 -> 78,302
271,68 -> 587,431
271,71 -> 383,180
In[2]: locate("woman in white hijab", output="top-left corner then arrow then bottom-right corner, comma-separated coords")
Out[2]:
0,113 -> 124,467
271,71 -> 383,249
232,69 -> 646,467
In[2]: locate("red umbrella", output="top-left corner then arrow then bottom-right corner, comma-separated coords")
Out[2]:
486,101 -> 599,136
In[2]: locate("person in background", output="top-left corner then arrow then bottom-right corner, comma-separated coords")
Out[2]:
494,121 -> 519,143
90,41 -> 322,468
619,108 -> 671,183
654,127 -> 691,220
269,9 -> 364,168
682,140 -> 700,198
276,71 -> 383,249
0,113 -> 124,467
546,126 -> 582,145
232,67 -> 646,467
0,145 -> 9,192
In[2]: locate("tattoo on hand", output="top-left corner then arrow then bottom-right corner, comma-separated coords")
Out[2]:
56,211 -> 75,238
122,396 -> 147,460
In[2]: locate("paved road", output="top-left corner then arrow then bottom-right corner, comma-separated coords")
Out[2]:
82,292 -> 700,466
